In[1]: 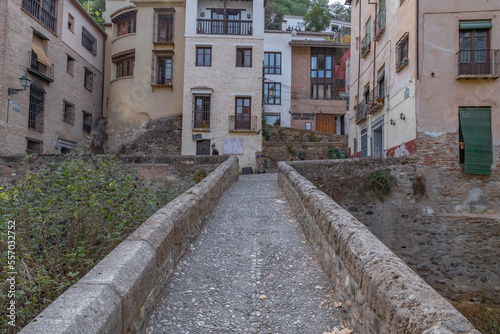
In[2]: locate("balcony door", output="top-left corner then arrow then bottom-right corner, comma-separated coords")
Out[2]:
235,97 -> 251,130
211,9 -> 241,34
459,29 -> 490,75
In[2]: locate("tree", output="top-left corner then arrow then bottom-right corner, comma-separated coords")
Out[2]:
265,0 -> 310,30
77,0 -> 105,29
303,0 -> 331,31
330,1 -> 351,21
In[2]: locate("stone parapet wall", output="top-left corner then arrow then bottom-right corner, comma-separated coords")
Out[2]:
19,157 -> 240,334
263,141 -> 347,168
278,161 -> 480,334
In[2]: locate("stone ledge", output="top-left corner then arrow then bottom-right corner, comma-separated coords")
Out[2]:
278,161 -> 480,334
19,156 -> 239,334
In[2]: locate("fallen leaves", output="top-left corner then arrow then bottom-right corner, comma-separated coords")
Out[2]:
334,301 -> 342,308
259,294 -> 267,300
315,285 -> 324,290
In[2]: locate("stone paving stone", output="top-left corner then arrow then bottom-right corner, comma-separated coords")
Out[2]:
147,173 -> 347,334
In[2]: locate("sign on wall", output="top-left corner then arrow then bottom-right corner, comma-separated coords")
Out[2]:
223,138 -> 244,155
11,101 -> 20,112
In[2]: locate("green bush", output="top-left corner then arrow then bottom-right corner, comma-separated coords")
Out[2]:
0,155 -> 191,332
364,169 -> 397,201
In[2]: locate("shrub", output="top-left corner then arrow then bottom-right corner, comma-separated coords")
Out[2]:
287,146 -> 296,156
364,169 -> 397,201
0,155 -> 190,332
193,169 -> 207,183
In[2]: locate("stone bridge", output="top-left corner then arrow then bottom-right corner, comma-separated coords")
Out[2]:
20,157 -> 479,334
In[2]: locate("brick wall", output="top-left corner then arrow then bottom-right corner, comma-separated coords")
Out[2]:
0,0 -> 104,155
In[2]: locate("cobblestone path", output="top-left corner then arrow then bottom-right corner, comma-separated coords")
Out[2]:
147,173 -> 347,334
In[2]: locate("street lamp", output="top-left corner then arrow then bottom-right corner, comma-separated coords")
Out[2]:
8,74 -> 32,96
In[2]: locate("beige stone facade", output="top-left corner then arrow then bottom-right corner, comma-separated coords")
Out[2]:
0,0 -> 105,155
181,0 -> 265,171
348,0 -> 500,178
103,0 -> 185,153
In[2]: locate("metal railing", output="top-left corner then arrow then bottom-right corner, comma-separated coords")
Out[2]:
22,0 -> 56,32
368,83 -> 385,113
374,9 -> 386,40
196,19 -> 253,36
229,115 -> 257,132
457,49 -> 500,77
355,102 -> 368,124
28,51 -> 54,82
361,33 -> 371,58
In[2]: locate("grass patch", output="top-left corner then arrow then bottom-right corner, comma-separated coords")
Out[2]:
454,301 -> 500,334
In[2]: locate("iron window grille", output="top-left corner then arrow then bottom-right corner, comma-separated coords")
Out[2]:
264,52 -> 281,74
28,85 -> 45,131
82,111 -> 92,133
236,48 -> 252,67
396,32 -> 409,71
84,67 -> 93,91
153,9 -> 174,44
196,47 -> 212,67
26,138 -> 43,154
63,100 -> 75,124
22,0 -> 56,32
192,95 -> 211,129
152,55 -> 173,86
82,27 -> 97,55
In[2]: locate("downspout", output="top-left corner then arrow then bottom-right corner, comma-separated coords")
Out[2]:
101,34 -> 106,119
355,0 -> 362,156
416,0 -> 419,79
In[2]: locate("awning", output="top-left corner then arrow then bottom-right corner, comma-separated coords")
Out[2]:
32,36 -> 52,68
459,20 -> 492,30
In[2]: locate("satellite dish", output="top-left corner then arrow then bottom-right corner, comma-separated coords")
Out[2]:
291,30 -> 297,37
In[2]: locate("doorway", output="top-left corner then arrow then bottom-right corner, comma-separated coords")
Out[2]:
196,140 -> 211,155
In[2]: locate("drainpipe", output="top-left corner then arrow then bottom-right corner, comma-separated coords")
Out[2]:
416,0 -> 420,79
355,0 -> 362,156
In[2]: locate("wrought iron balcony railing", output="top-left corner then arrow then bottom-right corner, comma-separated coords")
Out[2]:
197,19 -> 253,36
457,49 -> 500,78
27,51 -> 54,82
374,9 -> 386,41
229,115 -> 258,132
355,102 -> 368,124
361,33 -> 371,58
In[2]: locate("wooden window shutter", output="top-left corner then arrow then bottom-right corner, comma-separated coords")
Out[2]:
459,107 -> 492,175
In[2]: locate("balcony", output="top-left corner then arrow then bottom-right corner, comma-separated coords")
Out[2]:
457,49 -> 500,79
374,9 -> 386,41
361,33 -> 371,59
229,115 -> 258,132
368,84 -> 385,113
22,0 -> 56,32
355,103 -> 368,124
196,19 -> 252,36
27,51 -> 54,82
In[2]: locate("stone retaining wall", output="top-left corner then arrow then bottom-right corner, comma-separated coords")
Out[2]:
278,161 -> 480,334
19,157 -> 240,334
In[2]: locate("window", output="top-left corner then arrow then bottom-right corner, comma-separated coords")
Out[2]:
154,9 -> 174,44
361,18 -> 371,57
82,27 -> 97,55
30,35 -> 53,80
22,0 -> 56,32
58,138 -> 77,154
196,47 -> 212,67
361,128 -> 368,158
264,83 -> 281,105
363,84 -> 370,104
28,85 -> 44,131
234,97 -> 251,130
264,52 -> 281,74
396,33 -> 409,71
376,66 -> 385,101
458,21 -> 492,75
459,107 -> 492,175
264,114 -> 281,126
310,48 -> 335,99
67,55 -> 75,75
26,138 -> 43,154
154,56 -> 172,85
82,111 -> 92,133
63,100 -> 75,124
84,67 -> 93,91
116,12 -> 136,37
115,57 -> 134,78
68,13 -> 74,33
192,95 -> 211,129
236,48 -> 252,67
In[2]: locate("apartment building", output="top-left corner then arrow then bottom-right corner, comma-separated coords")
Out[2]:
102,0 -> 185,152
0,0 -> 105,154
348,0 -> 499,177
181,0 -> 265,171
264,21 -> 350,134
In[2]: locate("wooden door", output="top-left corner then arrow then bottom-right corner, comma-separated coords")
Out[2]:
316,114 -> 336,133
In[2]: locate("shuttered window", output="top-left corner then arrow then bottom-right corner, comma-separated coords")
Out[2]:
459,107 -> 492,175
